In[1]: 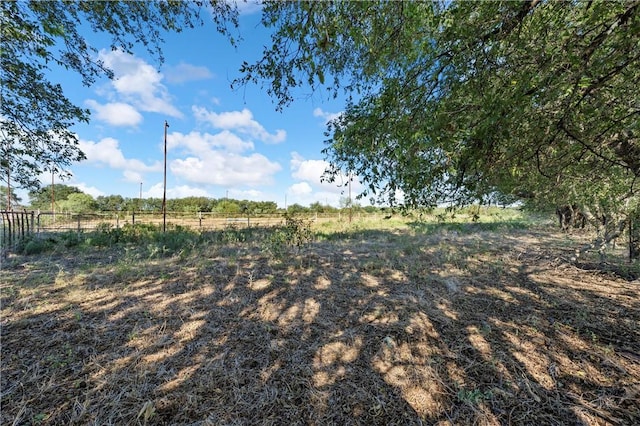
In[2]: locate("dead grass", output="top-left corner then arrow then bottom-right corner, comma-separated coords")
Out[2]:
1,223 -> 639,425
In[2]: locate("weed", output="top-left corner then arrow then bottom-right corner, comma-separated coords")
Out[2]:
220,224 -> 250,244
456,387 -> 492,405
33,413 -> 48,423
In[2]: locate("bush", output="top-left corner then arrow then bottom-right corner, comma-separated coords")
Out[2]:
152,225 -> 197,257
263,212 -> 314,258
59,231 -> 81,248
86,223 -> 118,246
18,236 -> 55,255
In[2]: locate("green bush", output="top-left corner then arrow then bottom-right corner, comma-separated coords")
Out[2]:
121,223 -> 159,242
152,225 -> 196,256
86,222 -> 118,246
19,236 -> 55,255
59,231 -> 81,248
262,213 -> 314,258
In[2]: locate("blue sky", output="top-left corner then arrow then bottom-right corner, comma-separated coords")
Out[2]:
34,3 -> 362,208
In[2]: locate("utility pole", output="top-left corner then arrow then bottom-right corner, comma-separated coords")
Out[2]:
6,164 -> 10,211
348,172 -> 352,224
162,120 -> 169,233
51,168 -> 55,221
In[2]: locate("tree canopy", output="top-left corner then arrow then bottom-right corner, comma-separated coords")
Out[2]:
28,183 -> 83,210
1,0 -> 238,191
240,1 -> 639,224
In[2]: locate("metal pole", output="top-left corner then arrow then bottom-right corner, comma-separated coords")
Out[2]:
348,172 -> 352,224
162,120 -> 169,232
6,163 -> 10,211
51,169 -> 55,222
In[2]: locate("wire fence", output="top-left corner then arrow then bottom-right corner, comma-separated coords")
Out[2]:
1,210 -> 371,250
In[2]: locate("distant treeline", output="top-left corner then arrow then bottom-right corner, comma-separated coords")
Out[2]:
20,184 -> 380,214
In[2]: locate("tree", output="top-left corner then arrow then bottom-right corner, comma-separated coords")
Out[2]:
1,186 -> 22,210
237,1 -> 640,257
254,201 -> 278,214
287,203 -> 308,214
216,199 -> 241,215
28,184 -> 82,210
96,195 -> 125,211
308,201 -> 326,213
239,2 -> 639,222
1,1 -> 238,191
58,193 -> 98,213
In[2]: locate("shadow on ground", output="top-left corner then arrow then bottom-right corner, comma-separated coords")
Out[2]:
1,226 -> 639,425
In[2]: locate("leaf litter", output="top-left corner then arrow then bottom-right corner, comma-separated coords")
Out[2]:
1,226 -> 639,425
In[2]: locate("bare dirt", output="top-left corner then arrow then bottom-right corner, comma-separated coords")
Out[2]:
1,225 -> 639,425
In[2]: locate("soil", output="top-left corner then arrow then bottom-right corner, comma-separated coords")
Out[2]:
1,225 -> 639,425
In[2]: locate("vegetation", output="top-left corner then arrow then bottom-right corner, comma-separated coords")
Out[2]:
28,184 -> 83,210
21,184 -> 367,216
239,0 -> 639,253
5,1 -> 637,252
2,212 -> 638,425
1,186 -> 22,210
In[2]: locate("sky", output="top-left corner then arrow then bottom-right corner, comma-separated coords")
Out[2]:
33,2 -> 362,208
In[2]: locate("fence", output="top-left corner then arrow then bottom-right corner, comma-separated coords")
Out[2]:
1,210 -> 370,242
1,210 -> 36,250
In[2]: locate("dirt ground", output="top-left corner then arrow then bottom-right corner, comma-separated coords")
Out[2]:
1,225 -> 639,425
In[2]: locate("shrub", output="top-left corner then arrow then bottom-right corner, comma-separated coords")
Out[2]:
18,236 -> 55,255
59,231 -> 81,248
263,212 -> 314,258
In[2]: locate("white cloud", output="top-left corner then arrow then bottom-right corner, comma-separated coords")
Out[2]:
171,153 -> 280,186
230,189 -> 264,200
313,107 -> 342,123
290,152 -> 330,184
78,138 -> 162,183
170,185 -> 210,198
168,131 -> 253,154
123,170 -> 144,184
144,183 -> 209,199
166,130 -> 281,187
289,152 -> 364,200
98,49 -> 182,118
193,106 -> 286,144
164,62 -> 213,84
85,100 -> 142,127
73,183 -> 105,198
288,182 -> 312,196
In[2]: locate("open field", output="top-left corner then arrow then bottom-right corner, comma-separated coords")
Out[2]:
1,212 -> 639,425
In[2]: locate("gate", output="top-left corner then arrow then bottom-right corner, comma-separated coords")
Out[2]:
1,210 -> 36,251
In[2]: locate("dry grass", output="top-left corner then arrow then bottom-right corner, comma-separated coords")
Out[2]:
1,221 -> 639,425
